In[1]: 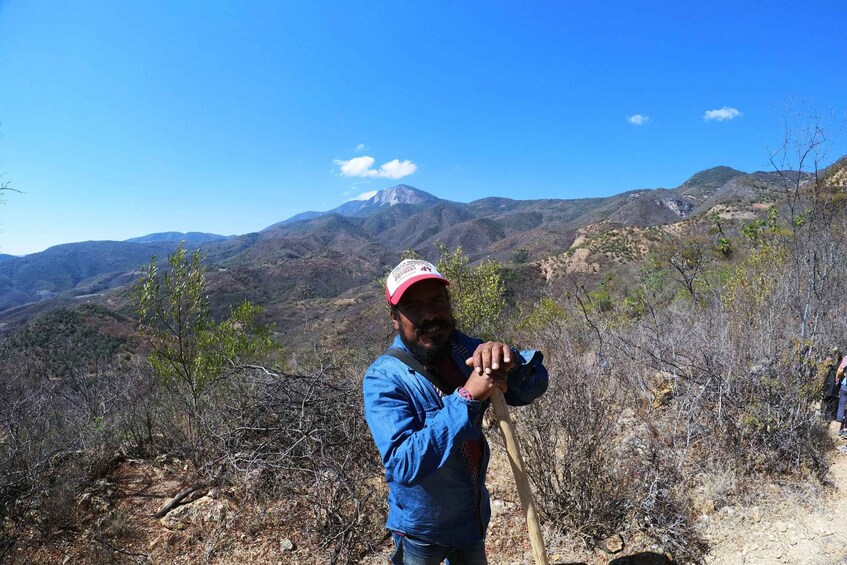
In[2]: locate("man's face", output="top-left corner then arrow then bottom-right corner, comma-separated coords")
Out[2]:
391,279 -> 455,363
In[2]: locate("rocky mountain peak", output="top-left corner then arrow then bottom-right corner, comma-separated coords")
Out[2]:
370,185 -> 437,206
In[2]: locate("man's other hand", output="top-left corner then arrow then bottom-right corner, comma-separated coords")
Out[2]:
463,342 -> 515,400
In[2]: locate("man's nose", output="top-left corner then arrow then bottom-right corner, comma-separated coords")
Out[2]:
418,308 -> 440,323
418,311 -> 436,323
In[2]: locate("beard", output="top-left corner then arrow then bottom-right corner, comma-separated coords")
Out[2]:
400,318 -> 454,366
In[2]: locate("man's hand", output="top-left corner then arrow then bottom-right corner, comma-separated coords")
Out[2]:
463,342 -> 515,401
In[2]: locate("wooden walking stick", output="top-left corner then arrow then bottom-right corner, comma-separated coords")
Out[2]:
490,389 -> 549,565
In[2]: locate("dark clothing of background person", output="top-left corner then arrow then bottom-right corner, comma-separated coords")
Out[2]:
823,360 -> 840,420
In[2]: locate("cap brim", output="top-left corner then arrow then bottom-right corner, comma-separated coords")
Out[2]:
386,274 -> 449,306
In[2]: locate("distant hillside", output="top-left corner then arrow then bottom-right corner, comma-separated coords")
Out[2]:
0,254 -> 18,263
0,241 -> 180,312
680,166 -> 746,192
0,161 -> 836,338
125,232 -> 229,245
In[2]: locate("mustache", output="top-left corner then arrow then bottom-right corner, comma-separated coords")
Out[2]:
415,319 -> 449,334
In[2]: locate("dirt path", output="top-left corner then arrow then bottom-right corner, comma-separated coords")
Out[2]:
702,421 -> 847,565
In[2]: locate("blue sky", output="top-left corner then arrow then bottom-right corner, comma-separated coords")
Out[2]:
1,1 -> 845,256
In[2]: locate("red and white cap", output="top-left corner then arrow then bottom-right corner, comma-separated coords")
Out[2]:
385,259 -> 450,306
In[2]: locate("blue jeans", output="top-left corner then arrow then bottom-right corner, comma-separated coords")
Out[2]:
837,388 -> 847,423
390,532 -> 487,565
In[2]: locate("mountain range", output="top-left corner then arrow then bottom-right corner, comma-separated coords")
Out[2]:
124,232 -> 231,245
0,163 -> 830,343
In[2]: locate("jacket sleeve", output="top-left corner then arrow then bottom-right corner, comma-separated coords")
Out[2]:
363,363 -> 483,487
504,349 -> 549,406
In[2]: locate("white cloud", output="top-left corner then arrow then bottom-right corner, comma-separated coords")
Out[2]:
704,107 -> 743,121
355,143 -> 367,152
627,114 -> 650,125
377,159 -> 418,179
334,155 -> 418,179
350,190 -> 378,201
336,156 -> 376,177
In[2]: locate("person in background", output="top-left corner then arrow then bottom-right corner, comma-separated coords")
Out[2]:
822,352 -> 840,422
835,351 -> 847,437
363,259 -> 549,565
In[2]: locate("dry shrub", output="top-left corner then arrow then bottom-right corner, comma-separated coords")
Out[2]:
153,359 -> 386,564
0,337 -> 156,560
0,306 -> 387,564
519,359 -> 631,543
512,308 -> 711,563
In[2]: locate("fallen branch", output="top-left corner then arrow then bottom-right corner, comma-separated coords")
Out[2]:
153,480 -> 213,519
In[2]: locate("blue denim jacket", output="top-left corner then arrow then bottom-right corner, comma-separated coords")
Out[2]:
363,331 -> 548,546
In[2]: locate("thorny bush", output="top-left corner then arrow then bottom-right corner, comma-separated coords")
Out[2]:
514,312 -> 710,563
190,360 -> 386,564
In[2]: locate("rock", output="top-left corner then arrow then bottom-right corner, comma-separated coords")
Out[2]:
598,533 -> 625,554
76,492 -> 112,513
159,496 -> 229,530
280,538 -> 294,551
491,499 -> 507,516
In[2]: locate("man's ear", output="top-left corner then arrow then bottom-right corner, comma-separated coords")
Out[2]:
389,309 -> 400,332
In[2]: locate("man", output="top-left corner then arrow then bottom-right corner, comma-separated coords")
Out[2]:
363,259 -> 548,565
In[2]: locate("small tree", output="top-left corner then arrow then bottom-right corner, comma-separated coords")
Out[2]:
435,242 -> 506,340
652,235 -> 710,304
133,244 -> 276,458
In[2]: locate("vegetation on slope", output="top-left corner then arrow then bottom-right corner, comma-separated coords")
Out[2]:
0,148 -> 845,562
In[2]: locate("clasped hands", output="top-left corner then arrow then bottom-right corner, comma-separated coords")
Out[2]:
463,341 -> 515,401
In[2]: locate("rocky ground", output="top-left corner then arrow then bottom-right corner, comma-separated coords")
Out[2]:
13,424 -> 847,564
698,420 -> 847,565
